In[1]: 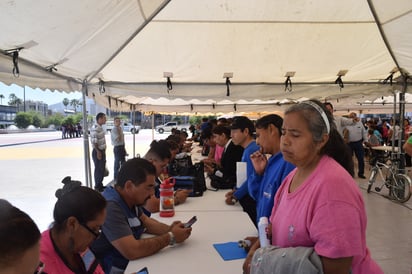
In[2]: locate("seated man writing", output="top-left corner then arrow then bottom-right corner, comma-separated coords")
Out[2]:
91,158 -> 192,273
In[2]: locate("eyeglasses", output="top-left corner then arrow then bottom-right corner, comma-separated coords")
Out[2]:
80,222 -> 101,238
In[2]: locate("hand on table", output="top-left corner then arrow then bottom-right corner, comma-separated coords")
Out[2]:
225,189 -> 237,205
174,189 -> 191,205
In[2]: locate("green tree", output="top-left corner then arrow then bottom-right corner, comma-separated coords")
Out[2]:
72,113 -> 83,124
70,99 -> 81,113
30,111 -> 44,128
8,93 -> 23,107
46,113 -> 65,127
62,98 -> 70,109
63,116 -> 75,126
14,112 -> 32,128
0,94 -> 4,105
189,116 -> 202,125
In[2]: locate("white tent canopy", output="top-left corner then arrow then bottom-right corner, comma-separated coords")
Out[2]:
1,0 -> 411,114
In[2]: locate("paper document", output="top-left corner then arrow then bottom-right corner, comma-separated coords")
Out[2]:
236,162 -> 247,188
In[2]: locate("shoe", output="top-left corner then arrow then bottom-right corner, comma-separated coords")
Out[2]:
358,175 -> 366,179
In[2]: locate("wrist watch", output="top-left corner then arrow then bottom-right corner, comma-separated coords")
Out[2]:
168,231 -> 176,246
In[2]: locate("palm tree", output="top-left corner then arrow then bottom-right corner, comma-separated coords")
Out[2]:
70,99 -> 81,113
8,93 -> 23,110
62,98 -> 70,109
0,94 -> 4,105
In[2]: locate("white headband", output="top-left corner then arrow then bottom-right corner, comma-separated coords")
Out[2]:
302,101 -> 330,134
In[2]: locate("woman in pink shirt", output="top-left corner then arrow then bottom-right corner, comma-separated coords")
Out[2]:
271,100 -> 383,274
40,176 -> 106,274
244,100 -> 383,274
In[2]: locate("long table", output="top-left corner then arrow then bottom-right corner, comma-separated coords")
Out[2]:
371,145 -> 399,152
125,211 -> 256,274
177,188 -> 244,212
124,144 -> 257,273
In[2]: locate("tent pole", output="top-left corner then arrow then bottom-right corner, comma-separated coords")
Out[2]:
132,105 -> 136,158
152,112 -> 155,141
399,74 -> 409,173
81,81 -> 92,188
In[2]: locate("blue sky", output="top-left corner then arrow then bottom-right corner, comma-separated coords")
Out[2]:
0,82 -> 82,105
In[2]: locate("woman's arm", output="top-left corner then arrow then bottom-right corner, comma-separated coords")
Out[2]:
320,256 -> 353,274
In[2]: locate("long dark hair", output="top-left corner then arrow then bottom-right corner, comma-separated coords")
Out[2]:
285,100 -> 354,176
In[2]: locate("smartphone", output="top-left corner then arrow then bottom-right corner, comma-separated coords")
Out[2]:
135,267 -> 148,274
184,215 -> 197,228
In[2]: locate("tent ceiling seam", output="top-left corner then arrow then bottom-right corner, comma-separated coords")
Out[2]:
152,19 -> 375,24
367,0 -> 402,74
86,0 -> 172,82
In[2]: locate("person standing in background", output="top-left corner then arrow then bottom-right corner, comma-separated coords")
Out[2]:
324,102 -> 355,137
111,117 -> 127,180
345,112 -> 368,179
90,112 -> 107,192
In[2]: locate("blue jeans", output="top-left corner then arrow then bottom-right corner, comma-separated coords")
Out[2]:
113,145 -> 126,179
348,140 -> 365,176
92,149 -> 106,188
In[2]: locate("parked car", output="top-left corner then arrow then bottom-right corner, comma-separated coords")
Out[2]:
105,121 -> 140,134
155,121 -> 190,134
122,122 -> 141,134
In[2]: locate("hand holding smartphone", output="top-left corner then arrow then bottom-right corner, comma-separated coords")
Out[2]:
184,215 -> 197,228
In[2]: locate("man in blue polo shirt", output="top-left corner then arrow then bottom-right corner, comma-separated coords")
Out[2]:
225,116 -> 260,227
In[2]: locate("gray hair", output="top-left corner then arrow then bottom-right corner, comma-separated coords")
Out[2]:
284,100 -> 336,143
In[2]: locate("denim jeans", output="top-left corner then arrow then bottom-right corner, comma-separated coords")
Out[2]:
113,145 -> 126,179
92,149 -> 106,188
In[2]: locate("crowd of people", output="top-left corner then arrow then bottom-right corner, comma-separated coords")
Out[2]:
3,101 -> 394,274
61,123 -> 83,139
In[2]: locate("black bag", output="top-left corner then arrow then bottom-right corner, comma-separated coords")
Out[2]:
169,154 -> 193,177
174,162 -> 206,197
210,174 -> 236,189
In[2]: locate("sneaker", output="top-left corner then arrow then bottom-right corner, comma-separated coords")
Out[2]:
358,174 -> 366,179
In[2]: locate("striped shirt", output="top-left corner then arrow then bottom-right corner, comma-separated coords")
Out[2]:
90,124 -> 106,150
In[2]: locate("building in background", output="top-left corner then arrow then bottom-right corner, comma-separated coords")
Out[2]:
0,105 -> 17,129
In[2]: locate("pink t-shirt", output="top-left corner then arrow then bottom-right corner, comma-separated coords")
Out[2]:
214,144 -> 224,163
270,156 -> 383,274
40,230 -> 104,274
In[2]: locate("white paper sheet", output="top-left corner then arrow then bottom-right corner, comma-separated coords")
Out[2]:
236,162 -> 247,188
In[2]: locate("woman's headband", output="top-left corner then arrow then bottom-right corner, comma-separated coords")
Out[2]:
301,101 -> 330,134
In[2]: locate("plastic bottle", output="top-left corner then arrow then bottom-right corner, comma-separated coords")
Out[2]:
159,177 -> 175,217
258,217 -> 270,247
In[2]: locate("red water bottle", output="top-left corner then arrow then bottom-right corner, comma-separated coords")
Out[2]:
159,177 -> 175,217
